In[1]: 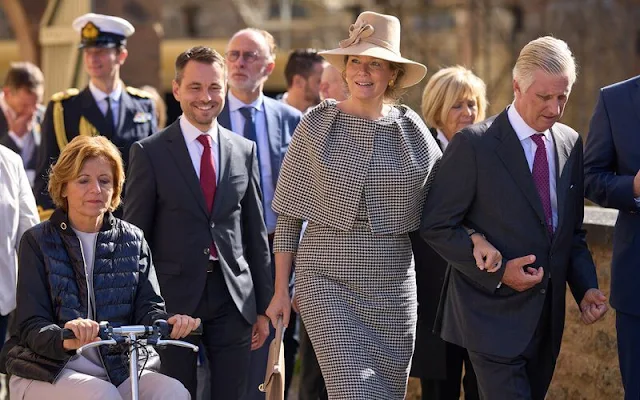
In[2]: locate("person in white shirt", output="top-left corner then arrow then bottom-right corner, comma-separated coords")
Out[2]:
0,143 -> 39,394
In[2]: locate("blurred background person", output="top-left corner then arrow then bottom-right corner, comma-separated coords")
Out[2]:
3,135 -> 199,400
319,63 -> 348,102
0,143 -> 39,395
279,48 -> 324,113
266,11 -> 442,398
141,85 -> 167,129
0,62 -> 45,189
409,65 -> 487,400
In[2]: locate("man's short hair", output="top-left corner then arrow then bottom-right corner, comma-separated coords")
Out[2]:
174,46 -> 226,84
284,48 -> 324,88
512,36 -> 577,92
3,62 -> 44,93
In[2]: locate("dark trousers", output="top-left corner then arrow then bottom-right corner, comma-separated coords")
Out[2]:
616,311 -> 640,400
467,289 -> 554,400
421,342 -> 479,400
298,319 -> 328,400
159,262 -> 252,400
283,308 -> 299,398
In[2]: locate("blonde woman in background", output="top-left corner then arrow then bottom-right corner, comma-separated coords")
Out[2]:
410,65 -> 487,400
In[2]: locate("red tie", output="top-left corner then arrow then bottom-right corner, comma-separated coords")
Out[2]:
196,134 -> 218,257
531,134 -> 553,237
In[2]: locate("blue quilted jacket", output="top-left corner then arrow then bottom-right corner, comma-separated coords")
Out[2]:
3,209 -> 168,386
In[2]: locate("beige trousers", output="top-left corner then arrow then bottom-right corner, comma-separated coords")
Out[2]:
10,368 -> 190,400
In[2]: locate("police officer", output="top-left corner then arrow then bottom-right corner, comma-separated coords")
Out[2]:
34,13 -> 157,219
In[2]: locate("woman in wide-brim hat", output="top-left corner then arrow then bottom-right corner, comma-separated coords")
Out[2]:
266,11 -> 492,399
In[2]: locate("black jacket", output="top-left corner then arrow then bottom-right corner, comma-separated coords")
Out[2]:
2,209 -> 168,386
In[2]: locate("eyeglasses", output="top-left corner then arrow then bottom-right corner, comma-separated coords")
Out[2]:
225,50 -> 261,63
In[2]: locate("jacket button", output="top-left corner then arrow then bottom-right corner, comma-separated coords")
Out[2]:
204,248 -> 210,255
540,288 -> 546,294
210,222 -> 215,228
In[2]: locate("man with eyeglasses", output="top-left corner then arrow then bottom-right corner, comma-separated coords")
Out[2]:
218,27 -> 301,400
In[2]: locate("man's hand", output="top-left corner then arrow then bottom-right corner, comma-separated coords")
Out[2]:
580,288 -> 608,324
167,314 -> 201,339
501,255 -> 544,292
7,107 -> 35,137
251,315 -> 270,350
634,170 -> 640,198
470,233 -> 502,273
63,318 -> 100,350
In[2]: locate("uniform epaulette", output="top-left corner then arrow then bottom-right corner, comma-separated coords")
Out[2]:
126,86 -> 153,99
51,88 -> 80,102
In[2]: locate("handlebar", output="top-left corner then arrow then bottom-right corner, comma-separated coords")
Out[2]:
61,319 -> 203,341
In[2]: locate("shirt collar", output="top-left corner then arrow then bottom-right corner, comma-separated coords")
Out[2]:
89,80 -> 123,103
507,103 -> 552,142
435,129 -> 449,149
179,114 -> 219,146
227,90 -> 264,113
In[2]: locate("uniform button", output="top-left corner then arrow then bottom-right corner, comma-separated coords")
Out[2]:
210,222 -> 215,228
540,288 -> 546,294
204,248 -> 210,255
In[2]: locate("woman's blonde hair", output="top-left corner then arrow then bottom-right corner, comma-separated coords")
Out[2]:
421,65 -> 487,131
48,135 -> 125,212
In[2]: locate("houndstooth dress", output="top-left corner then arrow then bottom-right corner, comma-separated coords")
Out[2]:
273,100 -> 442,399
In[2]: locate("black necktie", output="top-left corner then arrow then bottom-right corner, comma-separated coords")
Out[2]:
105,97 -> 114,137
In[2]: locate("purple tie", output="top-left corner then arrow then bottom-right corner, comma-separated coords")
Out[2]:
531,134 -> 553,237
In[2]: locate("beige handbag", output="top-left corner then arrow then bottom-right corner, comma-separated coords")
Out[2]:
259,317 -> 285,400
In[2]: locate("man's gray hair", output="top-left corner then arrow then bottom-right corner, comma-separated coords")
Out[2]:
512,36 -> 577,92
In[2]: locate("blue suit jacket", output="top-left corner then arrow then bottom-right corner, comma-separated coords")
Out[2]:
584,75 -> 640,316
218,95 -> 301,190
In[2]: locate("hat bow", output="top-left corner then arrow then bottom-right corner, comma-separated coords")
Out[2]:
339,21 -> 375,48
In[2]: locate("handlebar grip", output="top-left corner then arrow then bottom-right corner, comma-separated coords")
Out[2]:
154,319 -> 203,337
61,328 -> 76,340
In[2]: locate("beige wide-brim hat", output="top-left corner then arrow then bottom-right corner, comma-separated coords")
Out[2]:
319,11 -> 427,89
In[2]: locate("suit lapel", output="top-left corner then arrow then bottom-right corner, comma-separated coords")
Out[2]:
262,98 -> 280,188
212,127 -> 233,219
116,88 -> 134,134
165,120 -> 209,217
79,88 -> 111,138
551,125 -> 573,243
493,111 -> 547,226
218,99 -> 232,130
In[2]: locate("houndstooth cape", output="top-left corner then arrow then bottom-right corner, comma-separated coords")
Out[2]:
272,99 -> 442,234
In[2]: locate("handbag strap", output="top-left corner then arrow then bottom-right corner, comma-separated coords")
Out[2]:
273,316 -> 284,367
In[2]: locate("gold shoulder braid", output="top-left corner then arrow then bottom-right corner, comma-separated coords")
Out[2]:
126,86 -> 153,98
79,117 -> 100,137
52,89 -> 80,151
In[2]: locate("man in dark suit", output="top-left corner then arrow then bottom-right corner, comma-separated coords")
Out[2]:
124,46 -> 272,399
0,62 -> 45,189
584,75 -> 640,400
420,36 -> 608,400
218,27 -> 301,399
34,13 -> 156,220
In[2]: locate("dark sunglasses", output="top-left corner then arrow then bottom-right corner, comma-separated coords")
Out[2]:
225,50 -> 261,63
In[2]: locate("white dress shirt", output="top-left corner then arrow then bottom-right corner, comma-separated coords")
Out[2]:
180,115 -> 220,261
227,91 -> 277,233
89,81 -> 122,127
436,129 -> 450,151
507,104 -> 558,231
0,145 -> 39,315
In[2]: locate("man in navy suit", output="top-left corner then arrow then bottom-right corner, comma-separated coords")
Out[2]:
218,27 -> 301,399
584,75 -> 640,400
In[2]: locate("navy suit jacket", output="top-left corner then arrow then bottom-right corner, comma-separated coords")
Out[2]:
218,95 -> 301,191
584,75 -> 640,316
